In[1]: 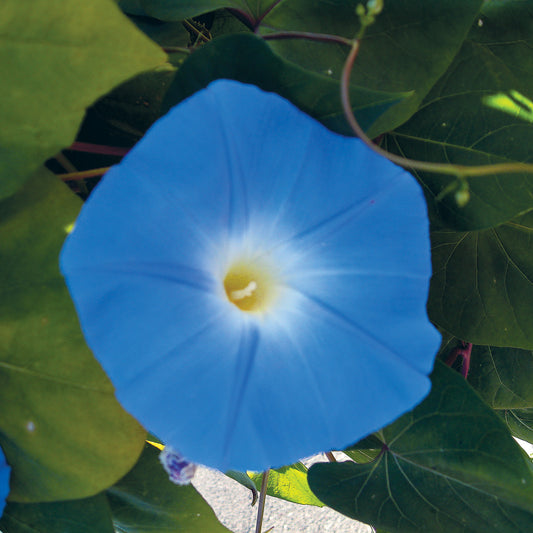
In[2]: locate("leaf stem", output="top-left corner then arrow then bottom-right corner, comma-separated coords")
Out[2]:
262,30 -> 353,47
255,469 -> 270,533
58,167 -> 110,181
54,153 -> 78,173
254,0 -> 284,27
163,46 -> 192,54
445,342 -> 473,379
341,41 -> 533,178
325,451 -> 337,462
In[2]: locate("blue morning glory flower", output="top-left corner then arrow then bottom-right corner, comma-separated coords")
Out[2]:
60,80 -> 440,472
0,446 -> 10,518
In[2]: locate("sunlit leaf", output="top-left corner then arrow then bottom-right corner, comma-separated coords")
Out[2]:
0,169 -> 146,502
248,463 -> 324,507
342,434 -> 384,463
0,0 -> 166,200
308,361 -> 533,532
107,443 -> 230,532
483,91 -> 533,124
428,210 -> 533,349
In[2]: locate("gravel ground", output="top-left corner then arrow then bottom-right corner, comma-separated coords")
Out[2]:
194,441 -> 533,533
193,455 -> 371,533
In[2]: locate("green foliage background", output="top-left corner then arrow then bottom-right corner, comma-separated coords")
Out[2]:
0,0 -> 532,531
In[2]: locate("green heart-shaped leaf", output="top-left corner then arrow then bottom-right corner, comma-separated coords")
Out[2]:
428,210 -> 533,349
261,0 -> 483,137
162,33 -> 409,136
0,0 -> 166,200
0,443 -> 230,532
248,463 -> 324,507
308,361 -> 533,532
386,2 -> 533,230
467,345 -> 533,409
0,169 -> 146,502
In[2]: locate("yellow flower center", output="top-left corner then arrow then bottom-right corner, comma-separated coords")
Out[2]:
223,260 -> 277,313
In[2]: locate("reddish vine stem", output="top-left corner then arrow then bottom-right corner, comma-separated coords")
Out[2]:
68,142 -> 130,157
445,342 -> 473,379
59,20 -> 533,188
263,30 -> 353,47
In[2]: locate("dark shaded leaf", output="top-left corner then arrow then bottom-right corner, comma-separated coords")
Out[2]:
308,362 -> 533,532
123,0 -> 275,24
90,65 -> 178,141
0,494 -> 114,533
129,16 -> 191,48
162,33 -> 408,135
468,346 -> 533,409
344,434 -> 384,463
262,0 -> 483,137
428,210 -> 533,349
386,1 -> 533,230
501,408 -> 533,445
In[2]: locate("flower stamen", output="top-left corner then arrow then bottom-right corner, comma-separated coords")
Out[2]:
230,280 -> 258,301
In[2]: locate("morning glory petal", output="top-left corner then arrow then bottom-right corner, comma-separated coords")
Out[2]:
0,446 -> 9,518
228,299 -> 432,471
61,79 -> 440,472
